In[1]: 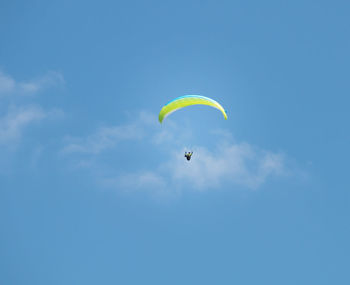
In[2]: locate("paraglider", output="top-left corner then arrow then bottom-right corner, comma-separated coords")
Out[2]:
159,95 -> 227,161
184,151 -> 193,161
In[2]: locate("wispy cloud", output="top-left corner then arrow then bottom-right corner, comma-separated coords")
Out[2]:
108,142 -> 285,192
63,111 -> 288,193
0,72 -> 15,94
0,70 -> 64,96
165,143 -> 285,190
104,171 -> 167,191
0,105 -> 46,144
63,122 -> 146,154
0,70 -> 64,147
62,111 -> 193,155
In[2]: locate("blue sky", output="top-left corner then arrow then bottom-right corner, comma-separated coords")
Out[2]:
1,0 -> 349,284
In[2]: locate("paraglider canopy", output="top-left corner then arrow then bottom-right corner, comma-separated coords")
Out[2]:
158,95 -> 227,123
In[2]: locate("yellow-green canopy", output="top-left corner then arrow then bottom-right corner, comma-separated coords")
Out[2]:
159,95 -> 227,123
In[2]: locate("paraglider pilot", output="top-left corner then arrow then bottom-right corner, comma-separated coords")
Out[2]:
184,151 -> 193,161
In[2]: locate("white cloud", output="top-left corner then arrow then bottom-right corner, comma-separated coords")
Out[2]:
65,111 -> 288,193
109,142 -> 285,192
105,171 -> 167,190
0,70 -> 64,96
0,105 -> 46,144
166,143 -> 285,190
151,118 -> 192,146
63,122 -> 146,154
0,72 -> 15,94
62,111 -> 195,156
0,70 -> 64,148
